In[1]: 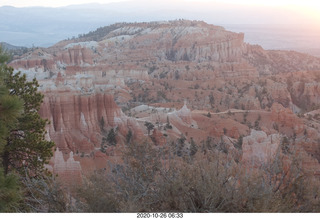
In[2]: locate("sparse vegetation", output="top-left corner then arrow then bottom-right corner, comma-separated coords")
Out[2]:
73,139 -> 320,213
107,128 -> 117,146
144,121 -> 154,136
165,116 -> 172,129
126,129 -> 133,144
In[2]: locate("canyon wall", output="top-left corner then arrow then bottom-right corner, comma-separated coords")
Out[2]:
8,20 -> 320,179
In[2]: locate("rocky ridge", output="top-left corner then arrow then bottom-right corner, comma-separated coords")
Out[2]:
8,20 -> 320,180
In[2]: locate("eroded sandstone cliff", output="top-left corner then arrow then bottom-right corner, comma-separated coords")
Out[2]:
9,20 -> 320,180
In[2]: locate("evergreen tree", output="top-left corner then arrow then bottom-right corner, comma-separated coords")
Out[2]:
176,134 -> 186,157
126,129 -> 133,144
0,46 -> 23,212
144,121 -> 154,136
107,128 -> 117,146
0,47 -> 54,176
0,45 -> 23,152
165,116 -> 172,129
0,58 -> 23,151
189,137 -> 198,156
0,169 -> 21,212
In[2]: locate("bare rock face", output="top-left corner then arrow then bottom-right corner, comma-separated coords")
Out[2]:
241,129 -> 320,177
47,149 -> 82,186
243,44 -> 320,76
60,45 -> 94,65
297,147 -> 320,177
151,128 -> 166,146
40,91 -> 143,154
290,80 -> 320,109
242,129 -> 281,167
41,90 -> 144,178
40,93 -> 120,152
265,80 -> 292,107
270,103 -> 304,134
8,20 -> 320,181
9,20 -> 252,84
175,102 -> 193,125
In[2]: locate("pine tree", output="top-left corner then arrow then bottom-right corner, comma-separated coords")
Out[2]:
0,45 -> 23,155
189,137 -> 198,156
0,47 -> 54,176
144,121 -> 154,136
107,128 -> 117,146
126,129 -> 133,144
0,71 -> 23,151
0,169 -> 21,212
0,46 -> 23,212
165,116 -> 172,129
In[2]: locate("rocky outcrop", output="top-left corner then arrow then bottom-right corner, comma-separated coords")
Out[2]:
290,80 -> 320,110
151,128 -> 166,146
9,20 -> 252,83
175,102 -> 193,125
242,130 -> 281,167
46,149 -> 82,185
8,20 -> 320,181
40,92 -> 142,153
270,103 -> 304,134
10,20 -> 320,83
243,44 -> 320,76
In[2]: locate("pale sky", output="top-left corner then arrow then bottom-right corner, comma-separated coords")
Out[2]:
1,0 -> 129,7
1,0 -> 320,8
1,0 -> 319,24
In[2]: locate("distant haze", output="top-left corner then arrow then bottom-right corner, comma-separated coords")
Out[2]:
0,0 -> 319,56
0,0 -> 130,8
